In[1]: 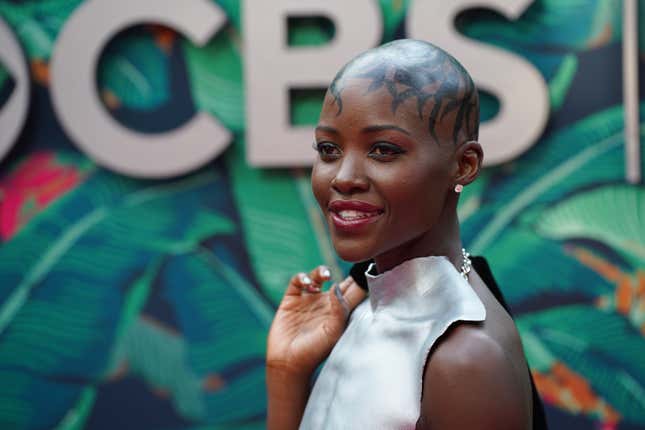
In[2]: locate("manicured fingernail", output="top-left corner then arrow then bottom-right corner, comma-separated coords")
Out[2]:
320,266 -> 331,278
334,284 -> 350,312
308,285 -> 321,293
334,284 -> 343,300
300,274 -> 312,285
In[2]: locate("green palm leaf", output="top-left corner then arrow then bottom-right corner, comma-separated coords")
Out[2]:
184,422 -> 264,430
460,0 -> 620,111
54,386 -> 96,430
0,369 -> 87,429
155,248 -> 271,423
467,104 -> 640,254
0,166 -> 234,336
226,139 -> 342,305
533,185 -> 645,269
287,17 -> 334,46
0,161 -> 234,428
457,169 -> 490,222
98,30 -> 171,110
518,305 -> 645,424
214,0 -> 241,31
0,0 -> 82,60
482,227 -> 612,307
184,25 -> 244,132
109,316 -> 208,420
461,0 -> 620,51
290,89 -> 326,127
378,0 -> 409,42
0,63 -> 7,86
548,54 -> 577,110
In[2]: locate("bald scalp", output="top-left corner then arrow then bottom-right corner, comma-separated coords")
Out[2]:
329,39 -> 479,146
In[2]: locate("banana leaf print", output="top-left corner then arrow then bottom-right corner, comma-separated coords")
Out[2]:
182,422 -> 264,430
156,249 -> 270,424
0,61 -> 8,88
281,0 -> 411,45
534,185 -> 645,270
0,151 -> 91,241
183,25 -> 244,133
0,161 -> 237,428
457,169 -> 491,222
459,102 -> 645,426
459,105 -> 626,311
213,0 -> 241,32
0,0 -> 642,429
518,305 -> 645,426
287,17 -> 334,47
225,138 -> 344,306
460,0 -> 621,51
290,88 -> 327,127
97,29 -> 171,111
459,0 -> 622,111
464,104 -> 633,253
532,185 -> 645,330
479,228 -> 613,307
378,0 -> 409,42
0,61 -> 14,108
184,13 -> 343,133
210,0 -> 408,40
0,0 -> 82,61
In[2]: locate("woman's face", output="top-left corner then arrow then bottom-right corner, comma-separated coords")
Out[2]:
311,78 -> 459,267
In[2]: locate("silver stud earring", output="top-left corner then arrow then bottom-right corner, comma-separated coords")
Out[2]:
454,184 -> 464,193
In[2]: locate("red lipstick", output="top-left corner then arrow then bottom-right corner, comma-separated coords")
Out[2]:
328,200 -> 384,232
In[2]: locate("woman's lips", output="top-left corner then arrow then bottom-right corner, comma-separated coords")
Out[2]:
328,200 -> 384,232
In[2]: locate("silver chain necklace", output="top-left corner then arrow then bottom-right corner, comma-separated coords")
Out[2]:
459,248 -> 472,280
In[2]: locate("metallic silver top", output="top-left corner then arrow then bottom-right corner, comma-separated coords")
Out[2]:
300,255 -> 486,429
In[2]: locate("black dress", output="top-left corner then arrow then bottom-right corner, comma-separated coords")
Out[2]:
349,256 -> 548,430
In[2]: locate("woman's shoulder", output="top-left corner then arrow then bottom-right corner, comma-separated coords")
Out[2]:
426,322 -> 516,383
418,322 -> 531,429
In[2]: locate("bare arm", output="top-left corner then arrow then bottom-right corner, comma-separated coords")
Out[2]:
266,366 -> 311,430
266,267 -> 366,430
417,325 -> 530,430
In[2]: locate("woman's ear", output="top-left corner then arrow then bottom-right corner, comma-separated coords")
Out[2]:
455,141 -> 483,186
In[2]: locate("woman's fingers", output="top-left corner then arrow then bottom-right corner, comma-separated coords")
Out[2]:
285,272 -> 312,296
332,276 -> 367,316
332,283 -> 350,315
342,277 -> 367,311
285,265 -> 331,296
338,276 -> 353,294
307,265 -> 331,292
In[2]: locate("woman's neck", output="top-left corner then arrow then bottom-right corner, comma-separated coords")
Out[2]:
373,212 -> 462,274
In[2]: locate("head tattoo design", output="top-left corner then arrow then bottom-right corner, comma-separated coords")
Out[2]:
329,40 -> 479,145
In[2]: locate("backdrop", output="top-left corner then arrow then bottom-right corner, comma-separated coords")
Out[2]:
0,0 -> 644,429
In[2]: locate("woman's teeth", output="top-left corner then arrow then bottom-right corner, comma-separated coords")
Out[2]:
337,210 -> 378,220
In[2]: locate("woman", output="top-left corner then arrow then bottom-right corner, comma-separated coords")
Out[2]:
266,39 -> 546,429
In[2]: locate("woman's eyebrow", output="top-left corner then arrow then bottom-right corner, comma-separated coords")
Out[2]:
315,125 -> 339,134
362,125 -> 411,135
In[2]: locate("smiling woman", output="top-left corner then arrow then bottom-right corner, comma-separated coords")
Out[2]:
266,39 -> 547,430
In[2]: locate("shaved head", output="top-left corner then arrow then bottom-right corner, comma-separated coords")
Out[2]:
329,39 -> 479,146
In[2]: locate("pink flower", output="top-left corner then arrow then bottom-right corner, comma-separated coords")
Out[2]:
0,152 -> 85,240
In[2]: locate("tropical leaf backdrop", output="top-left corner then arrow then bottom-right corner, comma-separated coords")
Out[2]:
0,0 -> 643,429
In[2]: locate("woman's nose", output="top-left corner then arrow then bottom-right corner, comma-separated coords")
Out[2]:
331,153 -> 369,195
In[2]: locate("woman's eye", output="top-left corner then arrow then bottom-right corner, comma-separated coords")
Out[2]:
369,142 -> 404,159
313,142 -> 341,160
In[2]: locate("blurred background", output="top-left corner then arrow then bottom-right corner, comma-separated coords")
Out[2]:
0,0 -> 643,429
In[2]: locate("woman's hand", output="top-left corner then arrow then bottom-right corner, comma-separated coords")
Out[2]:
266,266 -> 366,430
267,265 -> 367,377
